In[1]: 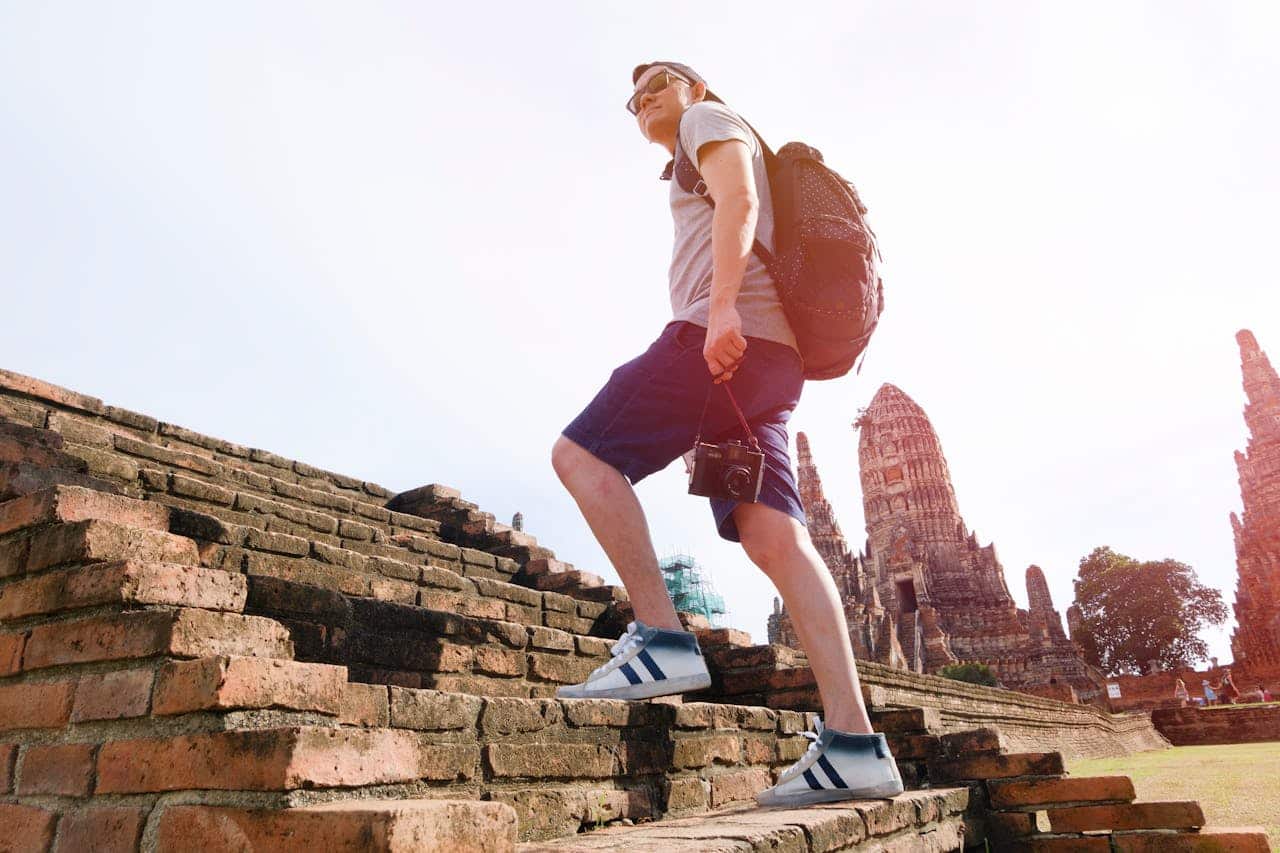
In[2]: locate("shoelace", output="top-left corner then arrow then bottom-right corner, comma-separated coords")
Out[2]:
587,621 -> 644,679
778,718 -> 827,783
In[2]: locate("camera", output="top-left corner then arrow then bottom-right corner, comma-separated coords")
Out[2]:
687,439 -> 765,502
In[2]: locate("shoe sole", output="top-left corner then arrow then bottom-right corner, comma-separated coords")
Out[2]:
556,672 -> 712,701
757,779 -> 905,807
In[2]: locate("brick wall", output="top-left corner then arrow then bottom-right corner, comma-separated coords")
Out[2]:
1152,703 -> 1280,745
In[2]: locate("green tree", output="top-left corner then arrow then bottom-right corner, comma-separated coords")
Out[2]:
938,662 -> 998,686
1070,546 -> 1227,677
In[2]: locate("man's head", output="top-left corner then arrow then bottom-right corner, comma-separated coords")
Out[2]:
628,61 -> 722,148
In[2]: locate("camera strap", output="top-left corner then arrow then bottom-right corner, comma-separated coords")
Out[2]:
694,381 -> 761,452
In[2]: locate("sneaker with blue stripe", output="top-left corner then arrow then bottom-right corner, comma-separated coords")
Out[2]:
757,718 -> 905,807
555,620 -> 712,701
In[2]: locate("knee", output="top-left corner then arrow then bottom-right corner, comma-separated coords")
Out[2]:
550,435 -> 579,482
740,521 -> 805,577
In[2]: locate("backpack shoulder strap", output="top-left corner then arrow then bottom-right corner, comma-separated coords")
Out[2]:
672,111 -> 775,267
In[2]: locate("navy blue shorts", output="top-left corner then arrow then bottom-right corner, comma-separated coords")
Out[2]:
561,321 -> 807,542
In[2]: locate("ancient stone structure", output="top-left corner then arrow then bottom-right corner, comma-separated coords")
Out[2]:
1230,329 -> 1280,681
0,367 -> 1265,852
775,385 -> 1103,700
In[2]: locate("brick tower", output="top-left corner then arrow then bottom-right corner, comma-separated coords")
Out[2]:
1229,329 -> 1280,677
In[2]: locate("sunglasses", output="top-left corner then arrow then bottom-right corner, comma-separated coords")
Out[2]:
626,69 -> 690,116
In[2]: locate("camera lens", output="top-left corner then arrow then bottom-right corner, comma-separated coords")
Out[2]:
723,465 -> 753,499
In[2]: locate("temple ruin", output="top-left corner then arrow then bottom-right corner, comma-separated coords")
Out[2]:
770,384 -> 1103,701
1230,329 -> 1280,682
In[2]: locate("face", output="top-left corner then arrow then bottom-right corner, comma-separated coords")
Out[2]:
631,66 -> 702,143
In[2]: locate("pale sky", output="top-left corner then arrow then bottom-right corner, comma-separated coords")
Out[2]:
2,2 -> 1276,664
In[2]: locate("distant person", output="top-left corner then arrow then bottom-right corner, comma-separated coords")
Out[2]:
1173,677 -> 1189,703
1203,680 -> 1216,705
1264,686 -> 1274,703
1220,668 -> 1240,704
551,62 -> 902,807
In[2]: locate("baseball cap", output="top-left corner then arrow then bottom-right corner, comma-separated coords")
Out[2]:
632,61 -> 725,105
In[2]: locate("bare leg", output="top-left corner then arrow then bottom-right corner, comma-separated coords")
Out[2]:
734,502 -> 873,734
551,435 -> 681,630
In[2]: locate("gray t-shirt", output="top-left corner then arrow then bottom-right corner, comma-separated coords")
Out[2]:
668,101 -> 797,353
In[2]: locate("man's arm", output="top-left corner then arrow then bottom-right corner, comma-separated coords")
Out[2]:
697,137 -> 757,383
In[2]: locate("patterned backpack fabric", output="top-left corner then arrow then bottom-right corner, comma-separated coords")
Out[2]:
674,125 -> 884,381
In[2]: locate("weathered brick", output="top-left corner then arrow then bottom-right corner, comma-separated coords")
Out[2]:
0,742 -> 16,793
709,766 -> 770,807
62,442 -> 140,482
673,734 -> 741,769
419,564 -> 469,591
527,653 -> 597,684
1111,829 -> 1272,852
429,674 -> 529,698
0,533 -> 31,579
337,519 -> 375,541
460,548 -> 497,568
528,626 -> 575,652
156,800 -> 516,853
338,682 -> 390,727
18,742 -> 95,796
113,435 -> 220,475
25,520 -> 198,574
486,742 -> 615,779
869,707 -> 943,733
245,573 -> 352,621
988,775 -> 1136,809
97,728 -> 474,792
23,608 -> 293,670
0,560 -> 247,620
153,656 -> 345,716
311,540 -> 367,572
939,726 -> 1006,757
389,687 -> 482,731
929,751 -> 1064,782
1047,801 -> 1205,832
52,807 -> 147,853
71,668 -> 154,721
0,804 -> 57,852
245,527 -> 310,556
543,612 -> 595,634
480,697 -> 562,736
541,591 -> 576,613
0,679 -> 75,730
0,486 -> 169,538
0,631 -> 24,675
560,698 -> 666,728
662,775 -> 710,813
370,576 -> 417,605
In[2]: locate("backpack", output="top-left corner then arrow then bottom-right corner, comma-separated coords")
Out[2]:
673,114 -> 884,381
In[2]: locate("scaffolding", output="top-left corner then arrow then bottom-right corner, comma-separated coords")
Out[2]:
659,552 -> 728,627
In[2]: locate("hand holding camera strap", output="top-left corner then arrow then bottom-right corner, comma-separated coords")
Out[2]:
694,380 -> 761,452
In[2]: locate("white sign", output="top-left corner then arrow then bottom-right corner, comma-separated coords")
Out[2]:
1106,683 -> 1122,699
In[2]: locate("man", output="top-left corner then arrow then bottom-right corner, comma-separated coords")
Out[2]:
550,62 -> 903,806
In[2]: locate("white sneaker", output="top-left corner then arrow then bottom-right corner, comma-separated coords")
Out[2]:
757,718 -> 905,807
556,620 -> 712,700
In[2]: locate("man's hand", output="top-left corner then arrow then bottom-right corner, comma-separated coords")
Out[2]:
705,303 -> 747,384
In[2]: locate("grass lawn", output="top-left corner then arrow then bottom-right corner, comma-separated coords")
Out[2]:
1067,741 -> 1280,848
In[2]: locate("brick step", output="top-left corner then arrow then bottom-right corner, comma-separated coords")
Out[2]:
515,788 -> 971,851
1002,828 -> 1272,852
988,775 -> 1136,809
1,518 -> 199,579
156,799 -> 518,852
0,607 -> 293,683
0,560 -> 247,621
1046,800 -> 1205,833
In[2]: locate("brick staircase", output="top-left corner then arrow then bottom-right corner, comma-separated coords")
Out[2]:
0,367 -> 1271,851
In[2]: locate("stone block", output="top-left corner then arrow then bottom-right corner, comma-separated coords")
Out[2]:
155,800 -> 517,853
153,656 -> 345,716
672,734 -> 741,769
52,807 -> 147,853
708,766 -> 770,807
869,706 -> 943,733
661,775 -> 710,813
527,653 -> 597,685
939,726 -> 1006,757
17,742 -> 96,796
474,645 -> 527,677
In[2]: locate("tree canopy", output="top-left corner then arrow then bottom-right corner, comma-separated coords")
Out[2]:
1070,546 -> 1227,676
938,662 -> 998,687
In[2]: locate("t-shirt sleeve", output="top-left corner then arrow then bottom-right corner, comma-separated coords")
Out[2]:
678,102 -> 755,172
